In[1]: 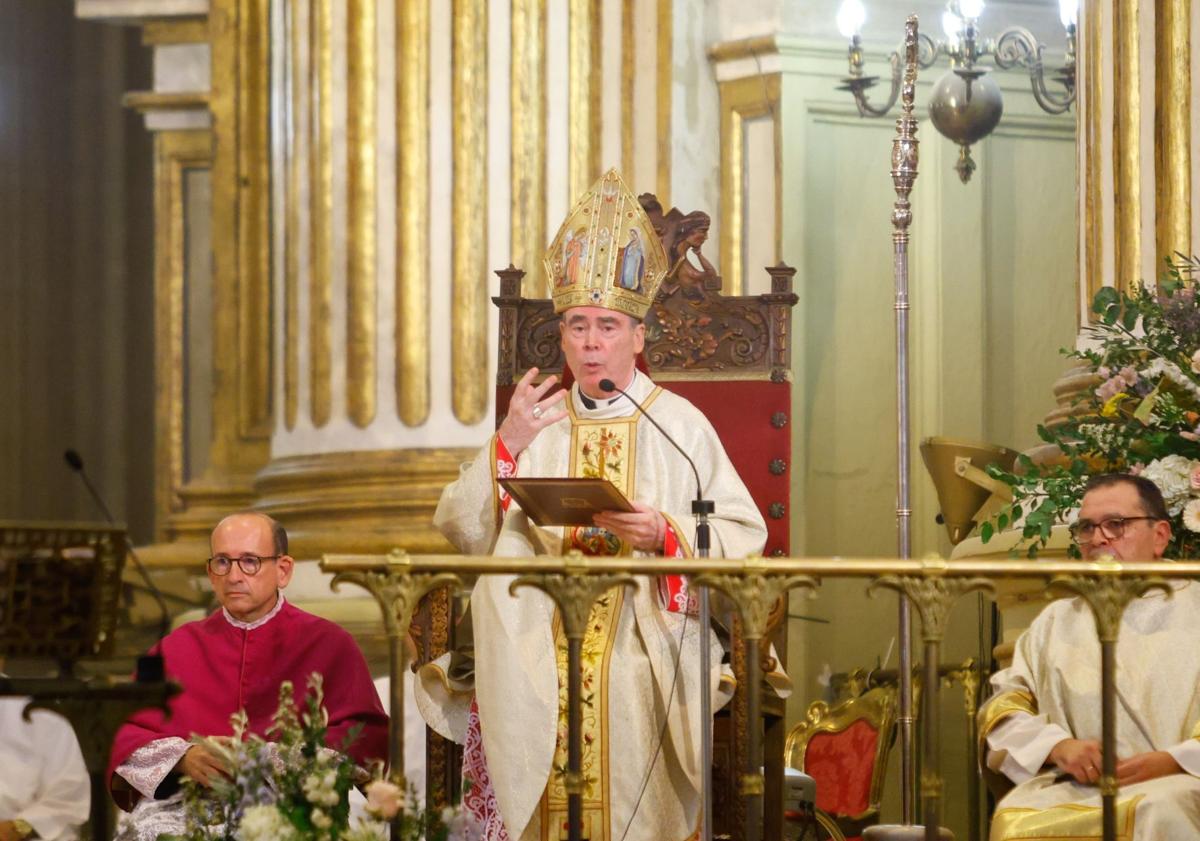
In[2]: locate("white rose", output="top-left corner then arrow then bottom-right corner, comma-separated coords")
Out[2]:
312,808 -> 333,830
1140,455 -> 1199,516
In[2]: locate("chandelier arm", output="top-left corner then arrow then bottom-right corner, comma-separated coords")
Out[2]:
852,49 -> 903,118
991,26 -> 1076,115
991,26 -> 1041,70
844,33 -> 938,118
1029,68 -> 1076,114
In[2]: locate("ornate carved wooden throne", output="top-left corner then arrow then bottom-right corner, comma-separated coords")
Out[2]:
418,196 -> 799,841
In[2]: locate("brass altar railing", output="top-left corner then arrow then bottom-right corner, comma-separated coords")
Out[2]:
321,552 -> 1200,841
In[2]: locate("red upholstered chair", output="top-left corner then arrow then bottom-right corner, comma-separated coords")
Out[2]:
784,686 -> 899,841
417,197 -> 799,841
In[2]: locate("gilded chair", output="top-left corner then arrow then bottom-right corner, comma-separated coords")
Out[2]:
784,685 -> 899,841
413,194 -> 800,841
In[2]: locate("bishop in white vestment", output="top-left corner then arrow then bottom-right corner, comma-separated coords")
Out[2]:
417,170 -> 768,841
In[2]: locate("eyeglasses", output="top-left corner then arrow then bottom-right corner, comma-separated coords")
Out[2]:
1068,516 -> 1159,545
206,554 -> 281,576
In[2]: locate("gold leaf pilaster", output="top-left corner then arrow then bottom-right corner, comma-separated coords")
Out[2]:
511,0 -> 547,295
655,0 -> 671,204
396,0 -> 430,427
1083,0 -> 1103,311
568,0 -> 601,201
283,0 -> 305,430
309,0 -> 333,428
1155,0 -> 1190,264
153,131 -> 214,540
452,0 -> 488,426
718,73 -> 780,296
347,0 -> 377,428
1112,0 -> 1140,291
228,0 -> 272,440
620,0 -> 634,176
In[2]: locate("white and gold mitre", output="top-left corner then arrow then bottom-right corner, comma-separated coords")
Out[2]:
544,168 -> 669,319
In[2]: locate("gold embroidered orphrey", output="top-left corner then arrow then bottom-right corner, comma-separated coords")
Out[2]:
540,589 -> 625,841
545,169 -> 669,320
560,388 -> 662,556
528,388 -> 665,840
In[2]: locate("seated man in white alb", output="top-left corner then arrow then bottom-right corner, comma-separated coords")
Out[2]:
979,473 -> 1200,839
0,659 -> 90,841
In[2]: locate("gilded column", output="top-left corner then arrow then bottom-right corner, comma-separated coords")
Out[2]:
511,0 -> 547,294
348,0 -> 378,427
568,0 -> 601,200
283,0 -> 305,430
309,0 -> 333,428
452,0 -> 489,426
1112,0 -> 1140,291
1155,0 -> 1190,263
396,0 -> 430,427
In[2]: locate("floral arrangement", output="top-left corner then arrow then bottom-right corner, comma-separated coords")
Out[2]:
162,673 -> 468,841
983,255 -> 1200,559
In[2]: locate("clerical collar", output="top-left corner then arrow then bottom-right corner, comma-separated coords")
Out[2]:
222,593 -> 286,631
572,370 -> 650,419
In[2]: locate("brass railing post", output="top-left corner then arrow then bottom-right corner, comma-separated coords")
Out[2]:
871,574 -> 993,841
1048,572 -> 1171,841
694,563 -> 817,841
330,549 -> 462,789
510,559 -> 639,841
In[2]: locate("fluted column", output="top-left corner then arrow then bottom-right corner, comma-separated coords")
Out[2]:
1079,0 -> 1193,308
261,0 -> 680,557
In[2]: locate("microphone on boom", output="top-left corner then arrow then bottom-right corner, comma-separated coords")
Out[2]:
64,448 -> 169,681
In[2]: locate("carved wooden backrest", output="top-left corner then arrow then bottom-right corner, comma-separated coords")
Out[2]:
494,195 -> 799,558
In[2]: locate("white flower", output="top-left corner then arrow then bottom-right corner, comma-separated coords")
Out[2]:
302,770 -> 341,807
1184,499 -> 1200,533
1141,358 -> 1200,400
364,779 -> 404,820
1192,347 -> 1200,375
1141,455 -> 1200,515
311,808 -> 333,830
236,804 -> 295,841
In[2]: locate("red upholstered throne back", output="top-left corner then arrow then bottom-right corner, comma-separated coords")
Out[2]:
784,686 -> 898,841
805,719 -> 881,840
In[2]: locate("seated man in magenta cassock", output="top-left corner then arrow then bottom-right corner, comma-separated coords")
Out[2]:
979,474 -> 1200,839
107,512 -> 388,841
416,169 -> 770,841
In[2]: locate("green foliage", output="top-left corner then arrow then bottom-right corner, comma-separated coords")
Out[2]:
981,255 -> 1200,559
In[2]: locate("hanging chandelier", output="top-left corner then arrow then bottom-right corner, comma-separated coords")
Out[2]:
835,0 -> 1078,182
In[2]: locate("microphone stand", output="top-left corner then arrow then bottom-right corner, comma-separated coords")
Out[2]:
597,380 -> 718,841
695,497 -> 714,841
65,450 -> 168,681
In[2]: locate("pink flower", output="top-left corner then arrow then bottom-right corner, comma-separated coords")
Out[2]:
365,779 -> 404,820
1129,464 -> 1143,476
1097,366 -> 1111,378
1192,465 -> 1200,490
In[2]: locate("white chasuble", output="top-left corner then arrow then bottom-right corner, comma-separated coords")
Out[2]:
980,581 -> 1200,840
425,371 -> 767,841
